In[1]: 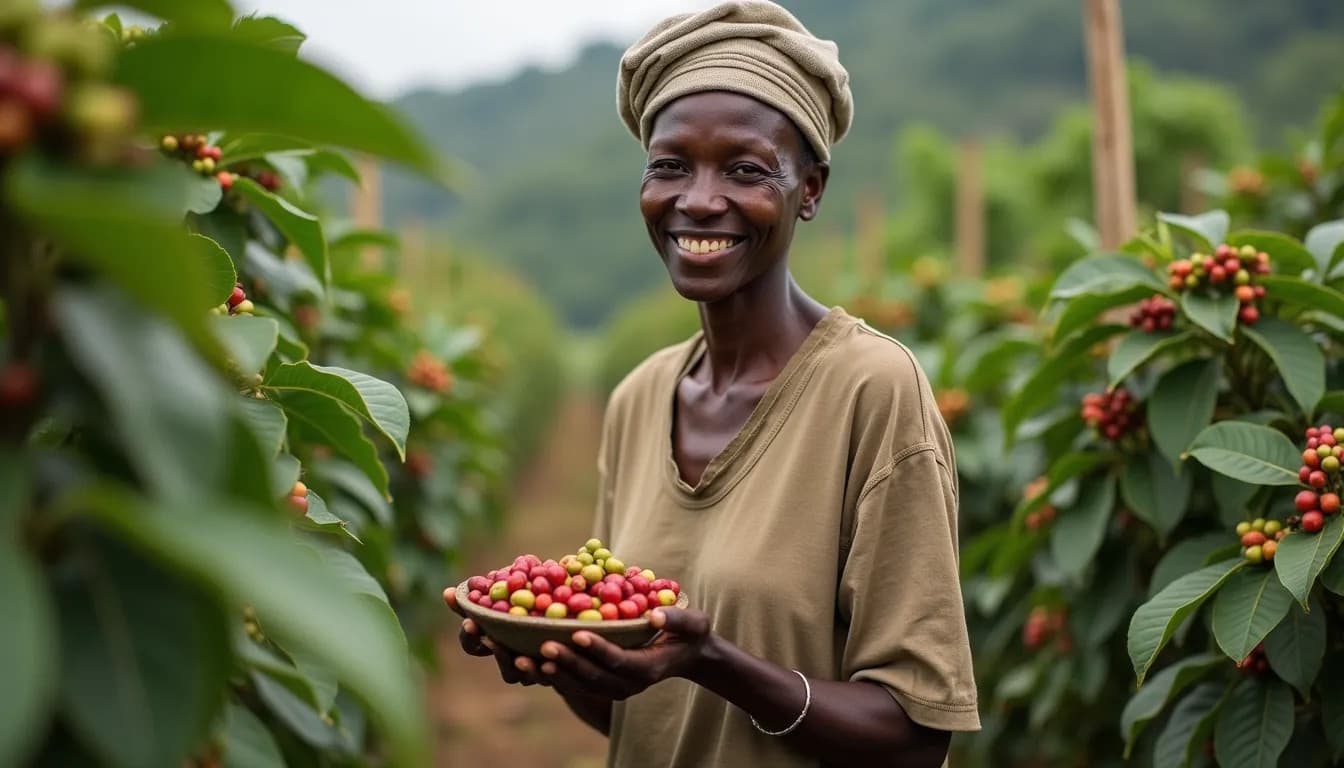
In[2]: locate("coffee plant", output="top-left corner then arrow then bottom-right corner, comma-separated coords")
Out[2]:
0,3 -> 509,766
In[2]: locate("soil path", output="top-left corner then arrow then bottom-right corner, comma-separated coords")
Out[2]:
427,393 -> 609,768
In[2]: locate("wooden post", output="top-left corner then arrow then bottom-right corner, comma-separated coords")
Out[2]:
399,217 -> 436,301
1180,152 -> 1207,214
349,154 -> 383,270
954,140 -> 985,278
1083,0 -> 1137,249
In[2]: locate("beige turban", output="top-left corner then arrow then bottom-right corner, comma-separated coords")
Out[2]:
617,1 -> 853,162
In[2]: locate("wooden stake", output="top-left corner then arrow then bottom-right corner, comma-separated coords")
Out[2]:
1180,152 -> 1207,214
1083,0 -> 1137,249
349,154 -> 383,270
954,140 -> 985,278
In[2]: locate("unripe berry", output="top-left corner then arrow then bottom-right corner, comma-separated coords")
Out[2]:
291,480 -> 307,497
1244,545 -> 1263,564
1234,269 -> 1250,285
1262,540 -> 1277,561
234,299 -> 254,315
1324,456 -> 1340,473
1251,518 -> 1266,532
1263,520 -> 1282,536
1235,521 -> 1252,536
1235,285 -> 1255,302
160,135 -> 178,152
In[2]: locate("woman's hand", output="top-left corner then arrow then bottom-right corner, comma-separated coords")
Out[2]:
443,586 -> 547,686
534,607 -> 713,700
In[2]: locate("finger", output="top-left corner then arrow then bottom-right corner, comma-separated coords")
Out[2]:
512,655 -> 549,687
650,608 -> 709,637
443,586 -> 464,617
544,639 -> 630,692
569,631 -> 635,671
490,644 -> 526,685
458,621 -> 491,657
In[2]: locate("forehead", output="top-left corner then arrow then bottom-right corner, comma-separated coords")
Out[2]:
648,91 -> 799,155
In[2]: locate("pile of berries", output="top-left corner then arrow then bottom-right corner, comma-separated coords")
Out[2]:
1235,643 -> 1269,677
210,281 -> 255,316
408,350 -> 452,393
1166,244 -> 1270,326
1022,605 -> 1070,652
463,539 -> 681,622
286,480 -> 309,515
1080,388 -> 1142,443
1291,425 -> 1344,534
1235,518 -> 1283,564
1128,294 -> 1176,333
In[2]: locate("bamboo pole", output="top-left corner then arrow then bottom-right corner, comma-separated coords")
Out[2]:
954,140 -> 985,278
1083,0 -> 1137,249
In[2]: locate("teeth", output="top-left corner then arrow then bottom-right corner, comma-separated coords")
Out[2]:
677,237 -> 736,254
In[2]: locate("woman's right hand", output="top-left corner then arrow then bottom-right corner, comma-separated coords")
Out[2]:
443,587 -> 546,686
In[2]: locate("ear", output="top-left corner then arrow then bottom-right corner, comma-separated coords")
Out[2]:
798,162 -> 830,222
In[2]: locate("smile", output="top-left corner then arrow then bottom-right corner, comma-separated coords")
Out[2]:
671,235 -> 746,263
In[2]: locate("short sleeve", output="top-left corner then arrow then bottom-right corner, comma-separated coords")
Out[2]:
837,444 -> 980,732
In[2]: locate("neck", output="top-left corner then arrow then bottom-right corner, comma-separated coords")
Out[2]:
694,260 -> 828,393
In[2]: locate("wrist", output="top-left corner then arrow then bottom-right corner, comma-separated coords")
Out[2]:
681,631 -> 728,685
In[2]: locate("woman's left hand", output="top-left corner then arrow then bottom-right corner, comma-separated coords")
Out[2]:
526,607 -> 712,700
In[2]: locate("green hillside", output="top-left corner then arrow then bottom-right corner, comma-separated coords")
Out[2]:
383,0 -> 1344,327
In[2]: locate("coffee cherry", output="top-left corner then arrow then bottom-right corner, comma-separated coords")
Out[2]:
1310,471 -> 1327,488
233,299 -> 254,315
1304,449 -> 1321,468
1263,520 -> 1283,536
1241,531 -> 1267,547
580,564 -> 604,584
1251,518 -> 1266,532
657,589 -> 677,606
217,171 -> 234,190
1238,305 -> 1260,325
489,581 -> 509,602
1262,540 -> 1277,561
1302,511 -> 1325,533
1235,285 -> 1254,303
577,609 -> 603,622
0,362 -> 38,409
1300,466 -> 1312,483
1243,545 -> 1263,564
1235,521 -> 1252,536
1325,456 -> 1340,473
160,134 -> 179,152
545,602 -> 568,619
604,557 -> 626,575
510,589 -> 535,610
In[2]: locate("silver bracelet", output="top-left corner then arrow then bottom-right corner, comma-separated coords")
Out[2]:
750,670 -> 811,736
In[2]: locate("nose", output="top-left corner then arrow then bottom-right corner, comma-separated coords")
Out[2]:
675,169 -> 728,220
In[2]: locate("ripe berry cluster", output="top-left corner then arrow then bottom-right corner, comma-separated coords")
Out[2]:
1235,643 -> 1270,677
1235,517 -> 1283,564
1128,294 -> 1176,333
408,350 -> 452,393
1080,388 -> 1142,442
1290,425 -> 1344,534
464,539 -> 680,621
286,480 -> 309,515
210,282 -> 255,316
1022,605 -> 1070,652
160,133 -> 238,190
1166,244 -> 1270,326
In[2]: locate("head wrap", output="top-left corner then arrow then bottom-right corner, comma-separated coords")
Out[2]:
617,1 -> 853,162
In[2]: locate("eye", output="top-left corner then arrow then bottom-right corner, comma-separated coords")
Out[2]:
728,163 -> 767,178
646,158 -> 684,173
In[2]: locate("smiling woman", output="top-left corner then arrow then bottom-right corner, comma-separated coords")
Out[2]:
445,2 -> 980,767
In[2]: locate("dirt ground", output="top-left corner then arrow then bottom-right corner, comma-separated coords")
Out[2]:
426,394 -> 610,768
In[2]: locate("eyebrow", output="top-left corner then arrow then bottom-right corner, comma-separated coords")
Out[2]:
647,131 -> 783,163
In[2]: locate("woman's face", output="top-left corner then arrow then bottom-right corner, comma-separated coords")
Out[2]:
639,91 -> 828,303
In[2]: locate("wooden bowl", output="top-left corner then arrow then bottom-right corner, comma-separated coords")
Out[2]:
453,579 -> 689,658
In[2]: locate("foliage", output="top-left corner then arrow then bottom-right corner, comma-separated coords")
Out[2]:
0,5 -> 512,766
598,286 -> 700,395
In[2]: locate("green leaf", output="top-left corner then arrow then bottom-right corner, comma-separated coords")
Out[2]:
1049,253 -> 1163,300
56,535 -> 230,768
298,491 -> 361,544
236,397 -> 286,456
1263,596 -> 1326,698
1003,324 -> 1128,442
1323,658 -> 1344,764
231,177 -> 329,288
218,133 -> 313,164
1241,318 -> 1325,417
1186,421 -> 1301,486
271,453 -> 301,500
83,493 -> 429,766
1213,678 -> 1294,768
1107,330 -> 1193,388
1028,659 -> 1073,730
1159,210 -> 1229,250
223,703 -> 285,768
1149,358 -> 1221,467
183,170 -> 223,215
251,671 -> 342,750
1050,473 -> 1116,581
1322,548 -> 1344,595
231,14 -> 307,54
276,391 -> 391,499
115,36 -> 443,178
1212,473 -> 1262,527
1153,683 -> 1227,768
74,0 -> 233,29
1227,231 -> 1316,276
1150,533 -> 1233,599
1210,566 -> 1294,661
1050,285 -> 1154,345
1181,291 -> 1239,342
196,234 -> 237,307
1072,552 -> 1134,647
0,466 -> 57,768
263,362 -> 408,458
1120,653 -> 1223,757
55,289 -> 229,500
212,315 -> 278,376
1255,275 -> 1344,317
1128,558 -> 1244,684
282,646 -> 338,715
300,149 -> 361,183
1013,451 -> 1113,525
1305,219 -> 1344,276
1317,391 -> 1344,419
1273,514 -> 1344,608
313,459 -> 393,525
1120,449 -> 1191,538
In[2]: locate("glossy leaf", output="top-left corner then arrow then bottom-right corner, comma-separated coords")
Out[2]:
231,177 -> 329,288
1322,548 -> 1344,595
1323,658 -> 1344,764
1273,514 -> 1344,608
1050,473 -> 1115,581
1255,275 -> 1344,317
195,234 -> 237,308
1120,653 -> 1222,757
1159,210 -> 1229,250
1305,219 -> 1344,276
1128,558 -> 1243,684
115,37 -> 442,178
1120,449 -> 1191,539
1013,451 -> 1113,526
300,491 -> 360,544
1152,683 -> 1226,768
1002,324 -> 1128,442
1263,596 -> 1326,698
236,397 -> 286,456
74,0 -> 232,28
1210,566 -> 1294,661
212,315 -> 279,376
1181,291 -> 1238,342
1107,330 -> 1192,388
1148,358 -> 1221,467
1213,678 -> 1294,768
251,671 -> 342,750
1212,473 -> 1262,527
231,14 -> 307,53
222,703 -> 285,768
1185,421 -> 1301,486
1227,231 -> 1316,276
1051,285 -> 1155,343
1241,317 -> 1325,417
314,459 -> 393,525
264,362 -> 408,458
1049,254 -> 1164,300
276,390 -> 391,499
1150,533 -> 1233,599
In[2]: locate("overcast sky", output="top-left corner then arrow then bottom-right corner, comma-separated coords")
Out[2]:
231,1 -> 722,98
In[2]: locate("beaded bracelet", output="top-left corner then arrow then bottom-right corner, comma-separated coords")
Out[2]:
750,669 -> 812,737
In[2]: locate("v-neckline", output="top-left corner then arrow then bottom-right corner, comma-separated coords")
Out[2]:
662,306 -> 847,507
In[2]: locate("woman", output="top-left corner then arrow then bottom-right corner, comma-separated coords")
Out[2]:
445,2 -> 979,765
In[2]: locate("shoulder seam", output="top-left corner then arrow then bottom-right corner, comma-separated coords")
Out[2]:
856,442 -> 937,507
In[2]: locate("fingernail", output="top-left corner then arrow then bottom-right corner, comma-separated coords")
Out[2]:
463,619 -> 475,633
541,662 -> 556,675
540,642 -> 559,659
515,657 -> 530,672
573,632 -> 591,647
481,637 -> 495,650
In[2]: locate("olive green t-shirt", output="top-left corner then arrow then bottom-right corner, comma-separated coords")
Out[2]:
592,307 -> 980,768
